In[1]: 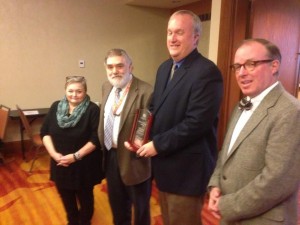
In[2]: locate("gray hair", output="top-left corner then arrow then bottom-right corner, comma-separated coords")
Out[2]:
104,48 -> 132,65
170,10 -> 202,38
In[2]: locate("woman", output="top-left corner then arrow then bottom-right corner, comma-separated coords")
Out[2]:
41,76 -> 104,225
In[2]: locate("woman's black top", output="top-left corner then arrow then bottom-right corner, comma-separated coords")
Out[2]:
40,101 -> 104,190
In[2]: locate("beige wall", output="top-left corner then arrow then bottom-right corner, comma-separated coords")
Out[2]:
198,20 -> 210,58
0,0 -> 170,109
0,0 -> 213,142
209,0 -> 221,63
1,0 -> 169,142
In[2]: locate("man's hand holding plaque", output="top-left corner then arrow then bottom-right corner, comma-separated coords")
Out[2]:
128,109 -> 153,151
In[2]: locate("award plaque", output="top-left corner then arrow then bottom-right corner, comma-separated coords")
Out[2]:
128,109 -> 153,151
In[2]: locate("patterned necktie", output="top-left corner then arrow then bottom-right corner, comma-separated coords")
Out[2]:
238,97 -> 253,111
104,88 -> 121,150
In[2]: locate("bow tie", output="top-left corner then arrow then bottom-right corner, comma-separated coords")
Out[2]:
239,97 -> 253,111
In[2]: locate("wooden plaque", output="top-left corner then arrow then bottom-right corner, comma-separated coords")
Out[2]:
128,109 -> 153,151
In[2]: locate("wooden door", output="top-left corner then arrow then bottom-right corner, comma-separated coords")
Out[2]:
217,0 -> 251,148
249,0 -> 300,96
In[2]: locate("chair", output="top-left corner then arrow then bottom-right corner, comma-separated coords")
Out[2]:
0,105 -> 10,163
16,105 -> 45,173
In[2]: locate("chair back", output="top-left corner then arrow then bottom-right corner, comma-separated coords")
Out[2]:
16,105 -> 34,139
16,105 -> 45,172
0,105 -> 10,140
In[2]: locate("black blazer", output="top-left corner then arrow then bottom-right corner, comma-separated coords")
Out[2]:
150,49 -> 223,196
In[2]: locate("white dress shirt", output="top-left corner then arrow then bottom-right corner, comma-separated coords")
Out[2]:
104,78 -> 132,148
227,82 -> 279,154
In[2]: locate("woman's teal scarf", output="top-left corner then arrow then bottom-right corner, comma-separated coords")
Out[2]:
56,95 -> 90,128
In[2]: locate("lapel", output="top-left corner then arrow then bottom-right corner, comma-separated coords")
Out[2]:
101,78 -> 138,137
225,83 -> 284,161
153,60 -> 173,111
154,65 -> 186,114
100,82 -> 113,142
102,82 -> 113,117
103,82 -> 112,104
153,49 -> 199,115
221,107 -> 242,157
118,77 -> 138,134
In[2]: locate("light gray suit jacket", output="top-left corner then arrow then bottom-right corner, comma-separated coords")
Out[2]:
98,76 -> 153,185
209,83 -> 300,225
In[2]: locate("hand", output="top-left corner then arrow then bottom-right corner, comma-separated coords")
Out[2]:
136,141 -> 158,158
124,141 -> 136,152
208,187 -> 222,219
51,152 -> 63,163
57,154 -> 74,167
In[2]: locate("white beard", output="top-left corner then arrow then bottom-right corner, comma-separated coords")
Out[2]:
108,73 -> 131,88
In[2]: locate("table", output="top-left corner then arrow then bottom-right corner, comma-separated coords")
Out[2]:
9,108 -> 49,159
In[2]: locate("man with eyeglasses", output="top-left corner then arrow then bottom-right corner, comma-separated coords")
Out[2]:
208,38 -> 300,225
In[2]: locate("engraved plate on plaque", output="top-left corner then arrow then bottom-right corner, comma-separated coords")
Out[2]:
128,109 -> 153,151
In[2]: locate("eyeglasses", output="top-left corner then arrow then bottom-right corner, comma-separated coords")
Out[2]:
230,59 -> 274,73
66,76 -> 86,82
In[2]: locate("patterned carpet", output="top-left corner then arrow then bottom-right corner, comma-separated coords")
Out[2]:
0,144 -> 218,225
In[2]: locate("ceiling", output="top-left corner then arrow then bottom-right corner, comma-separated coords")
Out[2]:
125,0 -> 200,9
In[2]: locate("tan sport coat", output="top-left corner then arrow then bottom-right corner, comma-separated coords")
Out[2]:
209,83 -> 300,225
98,76 -> 153,185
